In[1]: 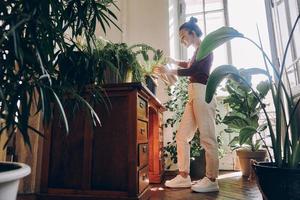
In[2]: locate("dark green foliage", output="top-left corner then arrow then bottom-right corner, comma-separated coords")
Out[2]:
199,15 -> 300,168
0,0 -> 119,149
222,75 -> 270,151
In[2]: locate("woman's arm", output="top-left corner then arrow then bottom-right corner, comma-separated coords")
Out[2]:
177,53 -> 213,77
168,57 -> 189,68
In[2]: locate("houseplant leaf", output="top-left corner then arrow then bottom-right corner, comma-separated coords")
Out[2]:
197,27 -> 244,61
239,126 -> 257,146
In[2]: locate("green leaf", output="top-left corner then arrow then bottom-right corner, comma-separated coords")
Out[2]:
291,141 -> 300,167
256,80 -> 270,98
197,27 -> 244,61
257,123 -> 268,132
222,115 -> 248,129
239,126 -> 257,145
205,65 -> 240,103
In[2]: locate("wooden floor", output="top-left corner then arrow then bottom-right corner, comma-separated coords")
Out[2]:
149,171 -> 263,200
18,171 -> 262,200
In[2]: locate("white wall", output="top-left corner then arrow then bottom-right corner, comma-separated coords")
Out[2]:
96,0 -> 169,52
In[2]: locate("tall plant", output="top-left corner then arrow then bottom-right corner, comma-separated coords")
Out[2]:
0,0 -> 120,148
197,15 -> 300,168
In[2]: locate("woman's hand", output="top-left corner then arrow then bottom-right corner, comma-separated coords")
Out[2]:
153,65 -> 177,75
167,57 -> 176,65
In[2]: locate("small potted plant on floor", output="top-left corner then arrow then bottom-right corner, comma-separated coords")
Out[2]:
222,78 -> 270,176
197,14 -> 300,199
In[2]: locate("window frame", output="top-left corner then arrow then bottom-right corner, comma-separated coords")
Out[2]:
265,0 -> 300,92
178,0 -> 231,63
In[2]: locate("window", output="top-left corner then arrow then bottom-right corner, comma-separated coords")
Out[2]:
179,0 -> 230,69
266,0 -> 300,89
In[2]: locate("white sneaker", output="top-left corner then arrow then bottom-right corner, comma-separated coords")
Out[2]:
165,175 -> 192,188
191,177 -> 219,192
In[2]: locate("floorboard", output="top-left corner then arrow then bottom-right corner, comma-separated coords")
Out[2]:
149,171 -> 263,200
17,171 -> 263,200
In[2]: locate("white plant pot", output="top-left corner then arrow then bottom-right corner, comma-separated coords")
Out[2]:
0,162 -> 31,200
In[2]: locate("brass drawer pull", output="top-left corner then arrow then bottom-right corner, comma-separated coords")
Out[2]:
142,173 -> 147,180
140,128 -> 145,134
142,145 -> 147,153
139,101 -> 144,108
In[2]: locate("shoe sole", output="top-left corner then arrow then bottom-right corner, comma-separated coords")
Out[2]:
165,183 -> 191,188
191,187 -> 219,193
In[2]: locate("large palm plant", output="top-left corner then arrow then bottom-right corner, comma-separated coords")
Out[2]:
0,0 -> 120,148
197,15 -> 300,169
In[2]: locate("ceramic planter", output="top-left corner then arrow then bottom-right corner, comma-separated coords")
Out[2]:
253,162 -> 300,200
0,162 -> 31,200
145,75 -> 158,95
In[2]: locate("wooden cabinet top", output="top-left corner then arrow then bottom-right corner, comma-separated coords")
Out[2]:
100,82 -> 166,111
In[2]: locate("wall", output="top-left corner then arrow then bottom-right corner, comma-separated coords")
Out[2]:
96,0 -> 170,53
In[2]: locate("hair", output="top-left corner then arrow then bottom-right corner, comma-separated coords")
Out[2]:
179,17 -> 203,37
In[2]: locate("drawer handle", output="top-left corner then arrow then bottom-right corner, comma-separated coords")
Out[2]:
142,173 -> 147,180
139,101 -> 144,109
142,146 -> 147,153
140,128 -> 145,134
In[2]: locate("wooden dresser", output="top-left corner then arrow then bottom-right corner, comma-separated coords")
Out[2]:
148,97 -> 165,183
39,83 -> 165,200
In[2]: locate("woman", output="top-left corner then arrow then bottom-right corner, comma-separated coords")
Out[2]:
155,17 -> 219,193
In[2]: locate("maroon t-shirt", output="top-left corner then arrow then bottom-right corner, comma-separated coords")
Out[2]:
177,52 -> 213,85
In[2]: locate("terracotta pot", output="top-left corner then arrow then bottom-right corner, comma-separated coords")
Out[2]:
236,149 -> 266,176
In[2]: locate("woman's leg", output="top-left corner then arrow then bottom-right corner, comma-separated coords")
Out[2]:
176,101 -> 197,174
191,84 -> 219,180
164,100 -> 197,188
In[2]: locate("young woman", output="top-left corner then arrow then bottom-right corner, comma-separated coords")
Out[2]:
155,17 -> 219,193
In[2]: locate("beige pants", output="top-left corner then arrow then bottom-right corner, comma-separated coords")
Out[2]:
176,83 -> 219,179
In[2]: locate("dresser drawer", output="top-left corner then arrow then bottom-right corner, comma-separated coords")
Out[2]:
137,120 -> 148,143
138,144 -> 148,168
138,166 -> 149,194
159,113 -> 163,127
159,128 -> 163,142
137,96 -> 148,120
159,158 -> 164,172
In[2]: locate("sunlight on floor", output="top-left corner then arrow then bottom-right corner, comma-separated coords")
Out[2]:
150,187 -> 165,191
217,171 -> 242,180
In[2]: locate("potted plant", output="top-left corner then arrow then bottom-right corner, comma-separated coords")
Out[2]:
197,14 -> 300,199
130,44 -> 167,95
95,42 -> 142,84
222,78 -> 270,176
0,0 -> 119,199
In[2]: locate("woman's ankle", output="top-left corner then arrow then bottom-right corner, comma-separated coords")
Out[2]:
179,171 -> 189,178
207,177 -> 216,182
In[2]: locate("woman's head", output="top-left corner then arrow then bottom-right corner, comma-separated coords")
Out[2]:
179,17 -> 202,47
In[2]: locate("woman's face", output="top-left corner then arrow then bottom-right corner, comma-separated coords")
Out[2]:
179,29 -> 194,48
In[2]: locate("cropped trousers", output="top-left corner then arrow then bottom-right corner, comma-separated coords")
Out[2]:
176,83 -> 219,179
